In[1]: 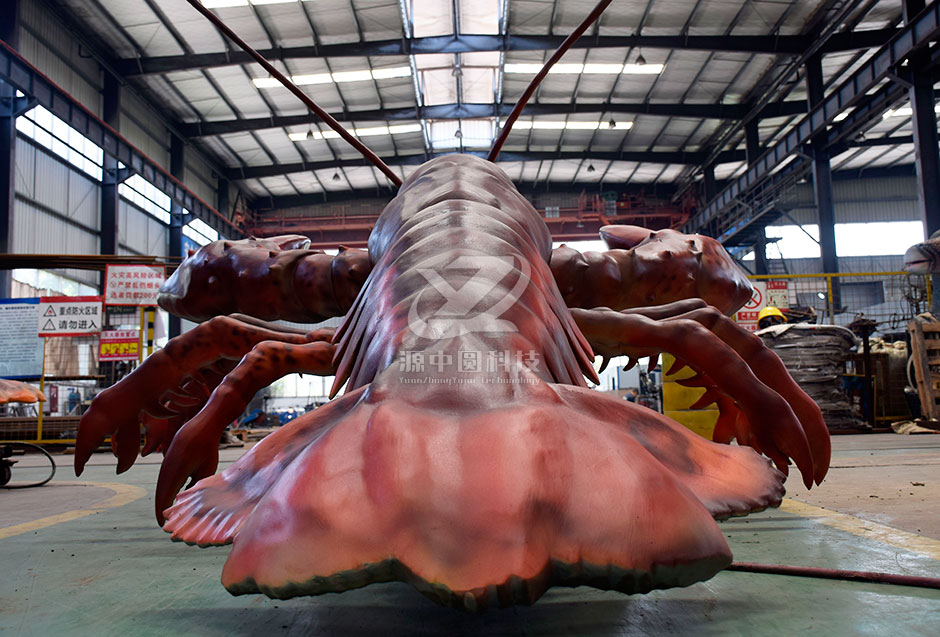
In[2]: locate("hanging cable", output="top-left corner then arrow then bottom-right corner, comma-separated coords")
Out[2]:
183,0 -> 402,188
488,0 -> 614,162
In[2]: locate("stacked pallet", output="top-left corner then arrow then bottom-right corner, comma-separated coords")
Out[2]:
758,323 -> 863,431
907,318 -> 940,420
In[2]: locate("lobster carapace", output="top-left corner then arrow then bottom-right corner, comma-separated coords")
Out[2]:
73,0 -> 830,612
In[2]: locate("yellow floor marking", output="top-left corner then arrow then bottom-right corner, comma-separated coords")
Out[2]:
0,482 -> 146,540
782,498 -> 940,561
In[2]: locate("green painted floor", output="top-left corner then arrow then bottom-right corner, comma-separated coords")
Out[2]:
2,436 -> 939,636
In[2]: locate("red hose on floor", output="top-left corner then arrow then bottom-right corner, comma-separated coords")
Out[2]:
729,562 -> 940,590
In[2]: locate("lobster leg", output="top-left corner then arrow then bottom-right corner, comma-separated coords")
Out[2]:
155,338 -> 337,524
74,316 -> 320,476
571,305 -> 828,488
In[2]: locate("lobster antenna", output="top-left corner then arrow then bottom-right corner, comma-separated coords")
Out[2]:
184,0 -> 402,188
488,0 -> 614,162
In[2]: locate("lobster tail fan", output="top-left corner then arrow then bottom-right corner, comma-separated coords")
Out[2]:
184,0 -> 401,189
488,0 -> 615,162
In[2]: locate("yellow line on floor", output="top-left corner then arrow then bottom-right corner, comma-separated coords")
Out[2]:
782,498 -> 940,561
0,482 -> 146,540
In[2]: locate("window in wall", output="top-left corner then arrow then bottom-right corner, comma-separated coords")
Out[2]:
744,221 -> 925,260
183,217 -> 219,246
15,105 -> 104,181
12,269 -> 98,297
119,171 -> 171,224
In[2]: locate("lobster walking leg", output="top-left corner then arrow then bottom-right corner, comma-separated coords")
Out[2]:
155,339 -> 337,523
571,306 -> 825,487
74,316 -> 318,475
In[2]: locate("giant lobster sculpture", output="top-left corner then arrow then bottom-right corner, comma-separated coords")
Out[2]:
73,0 -> 830,612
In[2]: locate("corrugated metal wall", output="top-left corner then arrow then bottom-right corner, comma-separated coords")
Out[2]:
118,201 -> 169,257
18,0 -> 102,117
12,139 -> 100,286
774,176 -> 921,226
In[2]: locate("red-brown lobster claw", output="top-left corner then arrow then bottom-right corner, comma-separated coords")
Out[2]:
571,301 -> 830,488
154,339 -> 336,524
74,316 -> 314,476
552,225 -> 754,316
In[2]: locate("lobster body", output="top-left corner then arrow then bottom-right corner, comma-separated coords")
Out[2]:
156,156 -> 797,609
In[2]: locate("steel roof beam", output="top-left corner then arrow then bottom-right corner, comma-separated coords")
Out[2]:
115,30 -> 899,76
683,0 -> 940,237
226,149 -> 750,181
178,100 -> 808,138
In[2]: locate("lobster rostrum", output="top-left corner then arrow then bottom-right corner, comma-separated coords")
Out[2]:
74,0 -> 830,612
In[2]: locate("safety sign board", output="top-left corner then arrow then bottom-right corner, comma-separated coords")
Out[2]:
734,280 -> 789,332
104,265 -> 166,306
37,296 -> 103,337
99,329 -> 140,361
0,298 -> 44,377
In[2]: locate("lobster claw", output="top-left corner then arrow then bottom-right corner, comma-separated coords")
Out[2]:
571,304 -> 830,488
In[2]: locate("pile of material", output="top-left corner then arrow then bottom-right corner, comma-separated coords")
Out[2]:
757,323 -> 864,431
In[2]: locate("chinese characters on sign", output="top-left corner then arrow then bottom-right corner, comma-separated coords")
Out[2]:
37,296 -> 103,337
0,298 -> 44,377
733,280 -> 789,332
99,329 -> 141,361
104,265 -> 166,306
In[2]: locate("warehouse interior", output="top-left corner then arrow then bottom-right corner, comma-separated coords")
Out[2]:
1,0 -> 939,632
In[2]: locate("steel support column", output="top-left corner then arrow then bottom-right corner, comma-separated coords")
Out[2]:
0,0 -> 18,298
168,133 -> 184,338
807,53 -> 840,309
905,0 -> 940,236
745,119 -> 761,167
100,72 -> 120,261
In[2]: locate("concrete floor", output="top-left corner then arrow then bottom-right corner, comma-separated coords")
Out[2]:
1,434 -> 938,635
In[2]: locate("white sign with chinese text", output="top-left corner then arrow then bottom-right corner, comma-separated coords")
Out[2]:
37,296 -> 103,337
0,298 -> 44,377
104,265 -> 166,306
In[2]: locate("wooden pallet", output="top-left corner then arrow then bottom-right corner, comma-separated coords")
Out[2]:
907,320 -> 940,420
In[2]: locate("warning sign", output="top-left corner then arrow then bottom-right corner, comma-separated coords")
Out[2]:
104,265 -> 166,306
99,329 -> 140,361
0,298 -> 44,377
37,296 -> 103,337
734,280 -> 789,332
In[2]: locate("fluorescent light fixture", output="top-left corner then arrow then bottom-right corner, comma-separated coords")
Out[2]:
833,110 -> 851,122
250,0 -> 296,5
291,73 -> 332,86
287,131 -> 310,141
583,63 -> 625,74
372,66 -> 413,79
201,0 -> 248,7
255,66 -> 412,89
251,77 -> 283,88
388,124 -> 423,134
623,63 -> 665,74
565,121 -> 600,130
332,70 -> 374,83
504,62 -> 663,75
500,119 -> 633,131
354,126 -> 390,137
